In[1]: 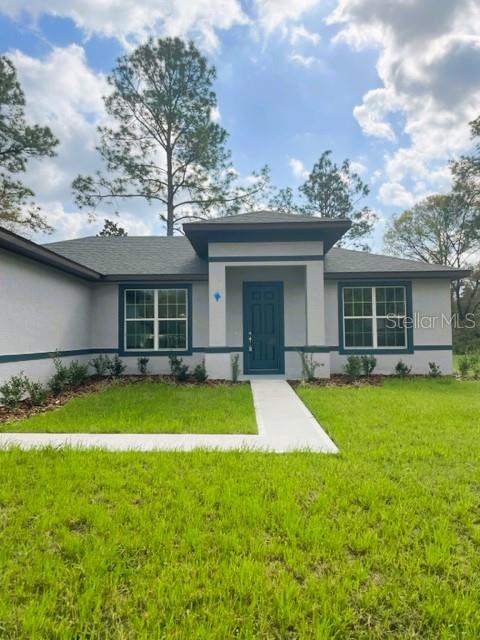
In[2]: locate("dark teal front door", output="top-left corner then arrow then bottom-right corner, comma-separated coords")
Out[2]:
243,282 -> 284,374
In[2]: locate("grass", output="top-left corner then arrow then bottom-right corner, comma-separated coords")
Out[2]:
0,378 -> 480,638
1,381 -> 257,434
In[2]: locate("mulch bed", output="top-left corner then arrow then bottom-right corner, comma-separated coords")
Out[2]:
0,375 -> 247,425
289,374 -> 386,389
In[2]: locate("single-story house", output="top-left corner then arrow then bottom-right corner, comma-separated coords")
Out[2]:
0,211 -> 469,383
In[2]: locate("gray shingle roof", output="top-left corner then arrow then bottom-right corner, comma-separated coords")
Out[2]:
44,236 -> 208,276
44,235 -> 468,279
325,248 -> 462,275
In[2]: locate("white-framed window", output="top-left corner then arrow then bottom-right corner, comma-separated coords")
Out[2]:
342,285 -> 407,349
124,288 -> 188,351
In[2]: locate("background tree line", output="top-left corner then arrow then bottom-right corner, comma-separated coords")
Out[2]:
1,37 -> 478,350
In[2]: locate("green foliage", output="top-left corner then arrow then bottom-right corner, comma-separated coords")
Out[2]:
4,381 -> 257,434
466,352 -> 480,379
192,360 -> 208,384
300,151 -> 375,249
453,327 -> 480,355
268,151 -> 376,248
48,357 -> 70,396
169,355 -> 189,382
458,355 -> 471,378
0,372 -> 27,408
89,354 -> 111,376
384,191 -> 480,321
26,381 -> 48,406
395,360 -> 412,377
48,357 -> 90,395
137,357 -> 149,375
428,362 -> 442,378
67,361 -> 89,388
299,351 -> 321,381
0,56 -> 58,234
1,380 -> 480,636
231,354 -> 240,383
360,354 -> 377,376
343,355 -> 362,378
97,218 -> 127,237
72,37 -> 269,235
107,355 -> 126,377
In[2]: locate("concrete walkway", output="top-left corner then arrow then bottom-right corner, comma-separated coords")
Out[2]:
0,380 -> 338,454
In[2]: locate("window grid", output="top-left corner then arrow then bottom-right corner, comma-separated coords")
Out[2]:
124,288 -> 188,352
343,286 -> 407,350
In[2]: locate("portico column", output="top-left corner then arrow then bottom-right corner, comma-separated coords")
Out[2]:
206,261 -> 231,378
208,261 -> 226,347
305,260 -> 325,346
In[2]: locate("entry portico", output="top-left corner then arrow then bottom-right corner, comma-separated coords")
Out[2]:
183,214 -> 350,379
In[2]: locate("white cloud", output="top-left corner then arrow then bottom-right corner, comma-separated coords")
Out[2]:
289,53 -> 316,67
328,0 -> 480,202
289,157 -> 309,180
9,45 -> 162,242
350,160 -> 367,175
211,105 -> 221,123
253,0 -> 320,35
378,182 -> 416,208
290,24 -> 320,46
0,0 -> 247,52
34,202 -> 154,243
10,45 -> 107,205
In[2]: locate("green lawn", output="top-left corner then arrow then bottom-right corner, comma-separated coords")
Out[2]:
1,381 -> 257,434
1,378 -> 479,638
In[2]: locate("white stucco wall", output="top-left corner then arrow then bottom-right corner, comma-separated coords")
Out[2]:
209,241 -> 324,258
0,249 -> 93,383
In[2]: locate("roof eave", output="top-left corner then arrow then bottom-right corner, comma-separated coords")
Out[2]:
102,273 -> 208,282
0,226 -> 102,281
325,269 -> 471,280
183,219 -> 352,257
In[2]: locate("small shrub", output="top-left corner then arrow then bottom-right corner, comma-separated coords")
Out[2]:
137,357 -> 149,375
108,355 -> 126,377
231,354 -> 240,383
26,381 -> 48,406
48,357 -> 70,395
344,355 -> 362,378
0,372 -> 27,408
299,351 -> 321,381
89,354 -> 111,376
169,355 -> 189,382
360,355 -> 377,377
192,360 -> 208,383
67,360 -> 89,388
458,355 -> 470,378
395,360 -> 412,377
428,362 -> 442,378
469,352 -> 480,379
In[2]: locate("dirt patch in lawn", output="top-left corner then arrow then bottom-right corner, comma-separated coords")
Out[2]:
0,375 -> 246,425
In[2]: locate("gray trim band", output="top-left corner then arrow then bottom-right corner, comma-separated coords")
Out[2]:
208,255 -> 324,263
0,344 -> 453,363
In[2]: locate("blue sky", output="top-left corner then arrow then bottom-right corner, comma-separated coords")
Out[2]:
1,0 -> 479,248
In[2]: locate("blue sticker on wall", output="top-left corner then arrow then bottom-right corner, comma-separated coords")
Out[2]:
213,291 -> 222,301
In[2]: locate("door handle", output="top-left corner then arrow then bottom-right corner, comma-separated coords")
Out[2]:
248,331 -> 253,352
